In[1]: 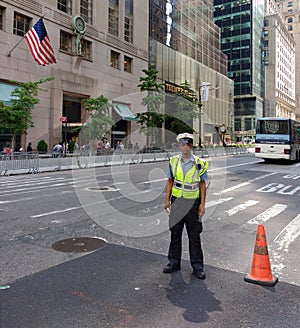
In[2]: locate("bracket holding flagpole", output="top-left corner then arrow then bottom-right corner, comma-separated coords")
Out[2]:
7,14 -> 46,57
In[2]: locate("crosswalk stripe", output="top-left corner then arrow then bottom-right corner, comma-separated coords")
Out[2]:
225,200 -> 259,216
273,214 -> 300,250
205,197 -> 233,208
246,204 -> 287,225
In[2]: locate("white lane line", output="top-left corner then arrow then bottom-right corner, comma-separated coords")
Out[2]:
209,160 -> 261,172
248,172 -> 277,182
213,182 -> 250,195
138,178 -> 167,185
0,177 -> 64,188
273,214 -> 300,250
0,191 -> 74,204
205,197 -> 233,208
246,204 -> 287,225
0,177 -> 109,197
213,172 -> 276,196
225,200 -> 259,216
271,214 -> 300,279
30,190 -> 152,218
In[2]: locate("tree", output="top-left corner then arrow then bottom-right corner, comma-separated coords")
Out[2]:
80,95 -> 114,151
0,77 -> 54,152
168,80 -> 200,135
137,64 -> 165,146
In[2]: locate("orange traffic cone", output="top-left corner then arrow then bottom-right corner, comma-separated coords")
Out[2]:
244,224 -> 278,287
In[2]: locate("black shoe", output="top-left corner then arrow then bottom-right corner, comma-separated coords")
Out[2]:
193,269 -> 206,279
163,263 -> 181,273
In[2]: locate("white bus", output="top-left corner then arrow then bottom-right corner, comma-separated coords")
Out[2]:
255,117 -> 300,162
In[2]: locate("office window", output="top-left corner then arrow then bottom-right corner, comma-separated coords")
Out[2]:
13,13 -> 30,36
82,39 -> 92,60
288,25 -> 293,30
124,55 -> 132,73
287,17 -> 293,23
0,7 -> 4,30
124,0 -> 133,43
287,2 -> 293,7
80,0 -> 92,24
60,30 -> 73,53
108,0 -> 119,36
57,0 -> 72,15
111,50 -> 120,69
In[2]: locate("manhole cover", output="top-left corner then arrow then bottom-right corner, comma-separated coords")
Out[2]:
52,237 -> 106,253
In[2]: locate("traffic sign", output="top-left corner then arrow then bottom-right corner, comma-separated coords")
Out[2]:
60,116 -> 67,123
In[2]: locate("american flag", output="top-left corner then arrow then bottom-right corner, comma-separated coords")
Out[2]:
24,18 -> 56,66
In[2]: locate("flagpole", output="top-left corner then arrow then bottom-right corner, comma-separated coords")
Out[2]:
7,14 -> 46,57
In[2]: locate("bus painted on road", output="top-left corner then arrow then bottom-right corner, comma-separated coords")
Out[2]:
255,117 -> 300,162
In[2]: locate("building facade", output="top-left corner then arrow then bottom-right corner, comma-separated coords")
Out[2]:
150,0 -> 234,145
214,0 -> 265,143
264,0 -> 296,119
0,0 -> 149,150
277,0 -> 300,120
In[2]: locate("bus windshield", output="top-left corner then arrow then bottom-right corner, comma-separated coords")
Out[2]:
256,119 -> 289,135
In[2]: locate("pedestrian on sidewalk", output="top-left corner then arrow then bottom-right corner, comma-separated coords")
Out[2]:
163,133 -> 209,279
26,142 -> 33,153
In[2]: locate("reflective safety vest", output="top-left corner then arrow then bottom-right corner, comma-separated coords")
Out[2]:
170,155 -> 208,199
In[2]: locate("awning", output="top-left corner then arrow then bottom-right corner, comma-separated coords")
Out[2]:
0,83 -> 18,105
113,104 -> 137,121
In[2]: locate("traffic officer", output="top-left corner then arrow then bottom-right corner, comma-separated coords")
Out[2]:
163,133 -> 209,279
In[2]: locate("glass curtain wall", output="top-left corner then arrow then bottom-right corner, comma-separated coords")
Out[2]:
214,0 -> 265,141
150,0 -> 227,75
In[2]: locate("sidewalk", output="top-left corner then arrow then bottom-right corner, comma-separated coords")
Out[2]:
1,243 -> 299,328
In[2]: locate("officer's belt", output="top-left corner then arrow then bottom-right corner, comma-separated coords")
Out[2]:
174,182 -> 198,190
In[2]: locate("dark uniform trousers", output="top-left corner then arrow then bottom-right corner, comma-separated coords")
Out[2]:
168,196 -> 204,270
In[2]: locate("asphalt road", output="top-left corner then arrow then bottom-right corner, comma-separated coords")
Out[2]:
0,153 -> 299,327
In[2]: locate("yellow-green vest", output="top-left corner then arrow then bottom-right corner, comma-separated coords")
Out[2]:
170,155 -> 208,199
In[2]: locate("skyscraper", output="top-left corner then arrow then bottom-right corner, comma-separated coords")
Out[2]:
277,0 -> 300,120
214,0 -> 265,143
264,0 -> 296,119
150,0 -> 234,145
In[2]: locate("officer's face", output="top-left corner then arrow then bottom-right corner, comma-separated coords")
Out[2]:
179,141 -> 193,156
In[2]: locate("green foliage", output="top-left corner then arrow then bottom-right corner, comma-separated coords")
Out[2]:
163,80 -> 200,136
0,77 -> 54,151
137,64 -> 165,144
68,140 -> 75,152
37,139 -> 48,153
136,112 -> 165,136
81,95 -> 114,142
138,64 -> 165,92
173,80 -> 200,130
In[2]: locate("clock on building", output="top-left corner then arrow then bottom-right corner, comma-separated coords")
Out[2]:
71,15 -> 86,33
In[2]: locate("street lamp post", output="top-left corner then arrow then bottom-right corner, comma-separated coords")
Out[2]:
198,82 -> 220,147
198,82 -> 210,147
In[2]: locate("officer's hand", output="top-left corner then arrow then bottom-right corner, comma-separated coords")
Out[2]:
165,202 -> 170,213
198,205 -> 205,218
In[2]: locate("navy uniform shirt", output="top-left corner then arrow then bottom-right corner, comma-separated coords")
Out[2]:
166,153 -> 208,181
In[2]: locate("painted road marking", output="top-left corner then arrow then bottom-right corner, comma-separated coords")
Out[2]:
273,214 -> 300,250
213,172 -> 276,196
205,197 -> 233,208
246,204 -> 287,225
270,214 -> 300,281
225,200 -> 259,216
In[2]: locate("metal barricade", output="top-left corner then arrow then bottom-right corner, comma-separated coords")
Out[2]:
0,153 -> 39,176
